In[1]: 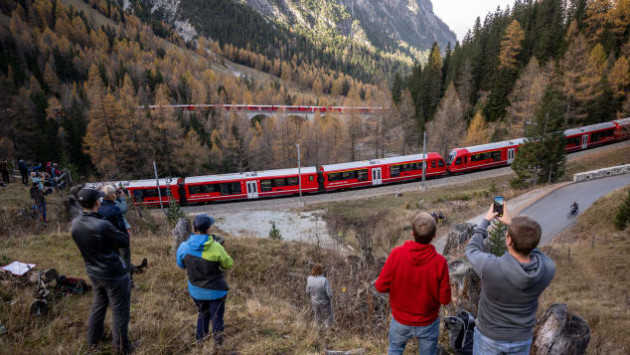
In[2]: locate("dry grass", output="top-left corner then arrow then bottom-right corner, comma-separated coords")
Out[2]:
539,186 -> 630,355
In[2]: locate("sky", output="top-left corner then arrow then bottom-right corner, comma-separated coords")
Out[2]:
432,0 -> 516,40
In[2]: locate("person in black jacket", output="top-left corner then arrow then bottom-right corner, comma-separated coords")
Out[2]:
72,188 -> 132,354
18,159 -> 28,186
99,185 -> 131,273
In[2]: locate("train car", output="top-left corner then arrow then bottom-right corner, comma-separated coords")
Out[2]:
564,121 -> 618,153
127,178 -> 181,207
182,167 -> 319,204
321,153 -> 446,191
447,138 -> 525,174
613,117 -> 630,141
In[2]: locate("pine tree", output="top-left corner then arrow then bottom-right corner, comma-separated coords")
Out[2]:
499,20 -> 525,71
614,189 -> 630,230
269,222 -> 282,240
488,221 -> 508,256
511,87 -> 567,187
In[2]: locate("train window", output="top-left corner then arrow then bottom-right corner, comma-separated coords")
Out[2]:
357,169 -> 368,181
455,157 -> 462,165
133,191 -> 143,202
274,178 -> 287,187
591,129 -> 615,142
492,151 -> 502,162
328,172 -> 341,181
309,175 -> 314,181
431,160 -> 436,168
287,177 -> 299,186
219,182 -> 241,195
566,136 -> 580,146
447,152 -> 457,165
189,185 -> 203,194
464,157 -> 468,164
438,160 -> 444,167
390,165 -> 400,177
260,180 -> 272,191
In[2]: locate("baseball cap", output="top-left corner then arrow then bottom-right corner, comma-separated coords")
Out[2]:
193,214 -> 215,232
77,188 -> 105,208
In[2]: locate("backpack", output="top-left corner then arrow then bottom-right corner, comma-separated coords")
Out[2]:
444,310 -> 476,355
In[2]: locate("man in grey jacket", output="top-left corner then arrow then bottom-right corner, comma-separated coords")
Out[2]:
466,202 -> 555,355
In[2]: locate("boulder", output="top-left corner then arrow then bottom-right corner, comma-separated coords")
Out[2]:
172,217 -> 191,251
443,223 -> 476,257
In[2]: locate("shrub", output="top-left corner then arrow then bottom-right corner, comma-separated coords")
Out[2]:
268,221 -> 282,240
614,190 -> 630,231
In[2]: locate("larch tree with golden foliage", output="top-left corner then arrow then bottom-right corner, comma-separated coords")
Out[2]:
560,34 -> 603,125
84,64 -> 129,177
499,20 -> 525,71
429,83 -> 466,158
608,55 -> 630,99
507,57 -> 551,137
465,111 -> 489,146
585,0 -> 613,39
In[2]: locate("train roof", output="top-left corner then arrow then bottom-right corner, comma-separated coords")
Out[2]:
456,138 -> 526,154
127,178 -> 180,188
564,121 -> 617,136
614,117 -> 630,126
321,153 -> 438,172
185,167 -> 318,184
84,181 -> 130,189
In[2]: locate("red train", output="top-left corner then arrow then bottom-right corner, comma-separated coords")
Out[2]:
124,118 -> 630,206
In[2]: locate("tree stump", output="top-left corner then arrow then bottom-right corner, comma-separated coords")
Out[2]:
443,223 -> 476,257
172,218 -> 191,251
531,303 -> 590,355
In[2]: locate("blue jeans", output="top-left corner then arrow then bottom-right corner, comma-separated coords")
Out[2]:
388,316 -> 439,355
193,296 -> 226,343
473,328 -> 532,355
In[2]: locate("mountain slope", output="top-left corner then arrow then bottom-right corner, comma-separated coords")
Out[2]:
142,0 -> 456,82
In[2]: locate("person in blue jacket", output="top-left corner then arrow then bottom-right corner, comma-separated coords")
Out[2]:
177,215 -> 233,345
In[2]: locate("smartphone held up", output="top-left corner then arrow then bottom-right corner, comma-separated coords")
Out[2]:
493,196 -> 505,217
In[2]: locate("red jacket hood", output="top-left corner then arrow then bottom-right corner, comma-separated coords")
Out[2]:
402,240 -> 437,266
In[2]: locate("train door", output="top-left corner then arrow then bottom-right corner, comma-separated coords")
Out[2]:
246,180 -> 259,199
178,183 -> 187,206
581,134 -> 588,149
507,148 -> 516,164
372,167 -> 382,186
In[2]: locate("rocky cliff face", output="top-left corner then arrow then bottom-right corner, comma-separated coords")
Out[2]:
146,0 -> 455,55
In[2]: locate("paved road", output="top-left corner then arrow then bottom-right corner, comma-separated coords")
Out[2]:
519,174 -> 630,245
183,140 -> 630,214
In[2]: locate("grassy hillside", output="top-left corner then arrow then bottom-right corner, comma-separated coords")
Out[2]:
540,186 -> 630,354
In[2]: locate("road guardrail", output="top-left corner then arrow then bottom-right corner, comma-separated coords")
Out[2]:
573,164 -> 630,182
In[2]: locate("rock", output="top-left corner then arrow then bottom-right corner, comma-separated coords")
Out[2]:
172,218 -> 191,251
443,223 -> 476,257
532,303 -> 590,355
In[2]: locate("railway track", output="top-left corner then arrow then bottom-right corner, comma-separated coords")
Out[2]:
182,140 -> 630,214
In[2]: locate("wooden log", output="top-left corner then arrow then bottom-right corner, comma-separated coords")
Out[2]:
172,218 -> 191,251
532,303 -> 590,355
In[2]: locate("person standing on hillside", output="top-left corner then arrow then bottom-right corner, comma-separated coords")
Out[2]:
71,188 -> 132,354
18,159 -> 28,186
306,263 -> 334,328
375,212 -> 452,355
115,186 -> 131,235
99,185 -> 131,273
466,203 -> 555,355
177,215 -> 233,346
0,158 -> 9,184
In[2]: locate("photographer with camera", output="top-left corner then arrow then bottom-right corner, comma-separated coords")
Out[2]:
176,215 -> 233,346
466,201 -> 555,355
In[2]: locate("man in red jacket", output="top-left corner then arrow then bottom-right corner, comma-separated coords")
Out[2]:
376,212 -> 451,354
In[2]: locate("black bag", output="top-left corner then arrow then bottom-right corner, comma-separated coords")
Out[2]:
444,310 -> 476,355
